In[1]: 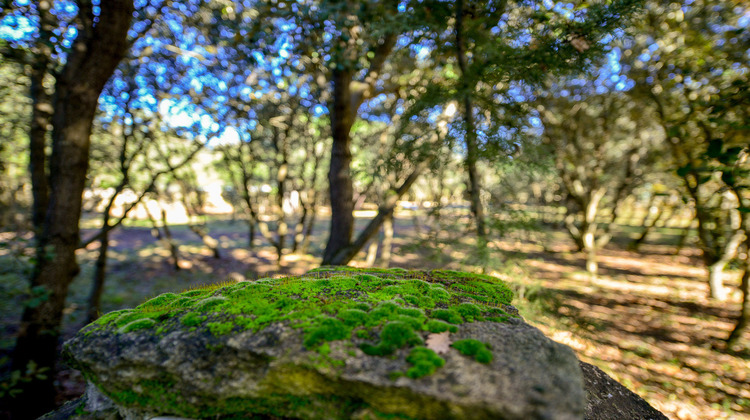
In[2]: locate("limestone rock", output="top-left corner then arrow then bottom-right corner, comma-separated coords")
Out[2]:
62,268 -> 585,419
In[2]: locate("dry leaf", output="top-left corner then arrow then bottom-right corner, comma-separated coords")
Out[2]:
426,331 -> 452,354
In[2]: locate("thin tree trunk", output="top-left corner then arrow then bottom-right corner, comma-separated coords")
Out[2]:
10,2 -> 134,416
86,231 -> 110,324
146,206 -> 181,271
581,188 -> 606,277
381,214 -> 393,267
248,219 -> 256,249
674,220 -> 695,256
455,0 -> 486,241
629,199 -> 669,252
726,265 -> 749,347
705,229 -> 744,301
300,208 -> 317,254
708,261 -> 727,301
160,209 -> 181,271
188,224 -> 221,259
365,239 -> 378,267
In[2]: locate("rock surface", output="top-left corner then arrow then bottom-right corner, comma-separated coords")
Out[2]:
56,267 -> 665,420
580,361 -> 668,420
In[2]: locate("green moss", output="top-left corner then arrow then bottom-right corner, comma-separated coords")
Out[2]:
304,317 -> 350,348
360,321 -> 422,356
430,309 -> 463,324
92,267 -> 514,357
136,293 -> 178,310
405,347 -> 445,379
180,312 -> 207,327
207,321 -> 234,336
194,296 -> 228,312
424,319 -> 458,333
167,297 -> 195,309
119,318 -> 156,333
90,266 -> 515,412
338,308 -> 368,326
456,303 -> 483,322
451,339 -> 493,364
317,342 -> 331,356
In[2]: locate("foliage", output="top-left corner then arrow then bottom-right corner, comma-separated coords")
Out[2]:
621,0 -> 749,299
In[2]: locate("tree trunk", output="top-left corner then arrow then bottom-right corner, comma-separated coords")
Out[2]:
673,220 -> 694,256
629,199 -> 668,252
726,265 -> 749,347
86,231 -> 110,324
28,1 -> 56,232
705,229 -> 744,301
300,207 -> 317,254
274,126 -> 289,262
365,239 -> 378,267
160,209 -> 181,271
708,260 -> 728,301
329,161 -> 428,265
188,224 -> 222,259
248,219 -> 256,249
584,231 -> 599,277
382,214 -> 394,267
10,3 -> 134,416
322,67 -> 356,264
455,0 -> 486,241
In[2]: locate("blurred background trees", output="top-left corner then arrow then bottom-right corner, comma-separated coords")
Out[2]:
1,0 -> 749,417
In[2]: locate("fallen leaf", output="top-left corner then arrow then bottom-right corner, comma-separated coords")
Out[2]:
426,331 -> 451,354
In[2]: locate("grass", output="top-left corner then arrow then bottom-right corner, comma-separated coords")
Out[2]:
0,208 -> 748,419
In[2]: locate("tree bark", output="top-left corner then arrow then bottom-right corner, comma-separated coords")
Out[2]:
28,1 -> 56,231
455,0 -> 486,241
381,214 -> 394,267
321,2 -> 397,264
726,264 -> 749,347
322,67 -> 356,264
629,197 -> 669,252
86,231 -> 110,324
10,2 -> 134,417
328,160 -> 429,265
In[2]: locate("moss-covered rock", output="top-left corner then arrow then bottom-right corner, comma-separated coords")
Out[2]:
62,267 -> 586,419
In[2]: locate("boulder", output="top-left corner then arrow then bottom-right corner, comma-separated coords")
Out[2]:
57,267 -> 665,420
580,361 -> 668,420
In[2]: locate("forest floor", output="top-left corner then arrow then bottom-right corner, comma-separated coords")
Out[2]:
0,209 -> 748,419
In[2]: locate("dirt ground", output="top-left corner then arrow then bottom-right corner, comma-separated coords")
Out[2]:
1,210 -> 748,419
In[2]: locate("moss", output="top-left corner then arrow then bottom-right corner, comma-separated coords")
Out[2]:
338,308 -> 369,326
92,266 -> 514,354
360,321 -> 422,356
317,342 -> 331,356
136,293 -> 178,310
456,303 -> 483,322
207,321 -> 234,336
430,309 -> 463,324
405,347 -> 445,379
451,339 -> 493,364
424,319 -> 458,333
89,266 -> 515,414
194,296 -> 228,312
119,318 -> 156,333
180,312 -> 207,327
304,317 -> 350,348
